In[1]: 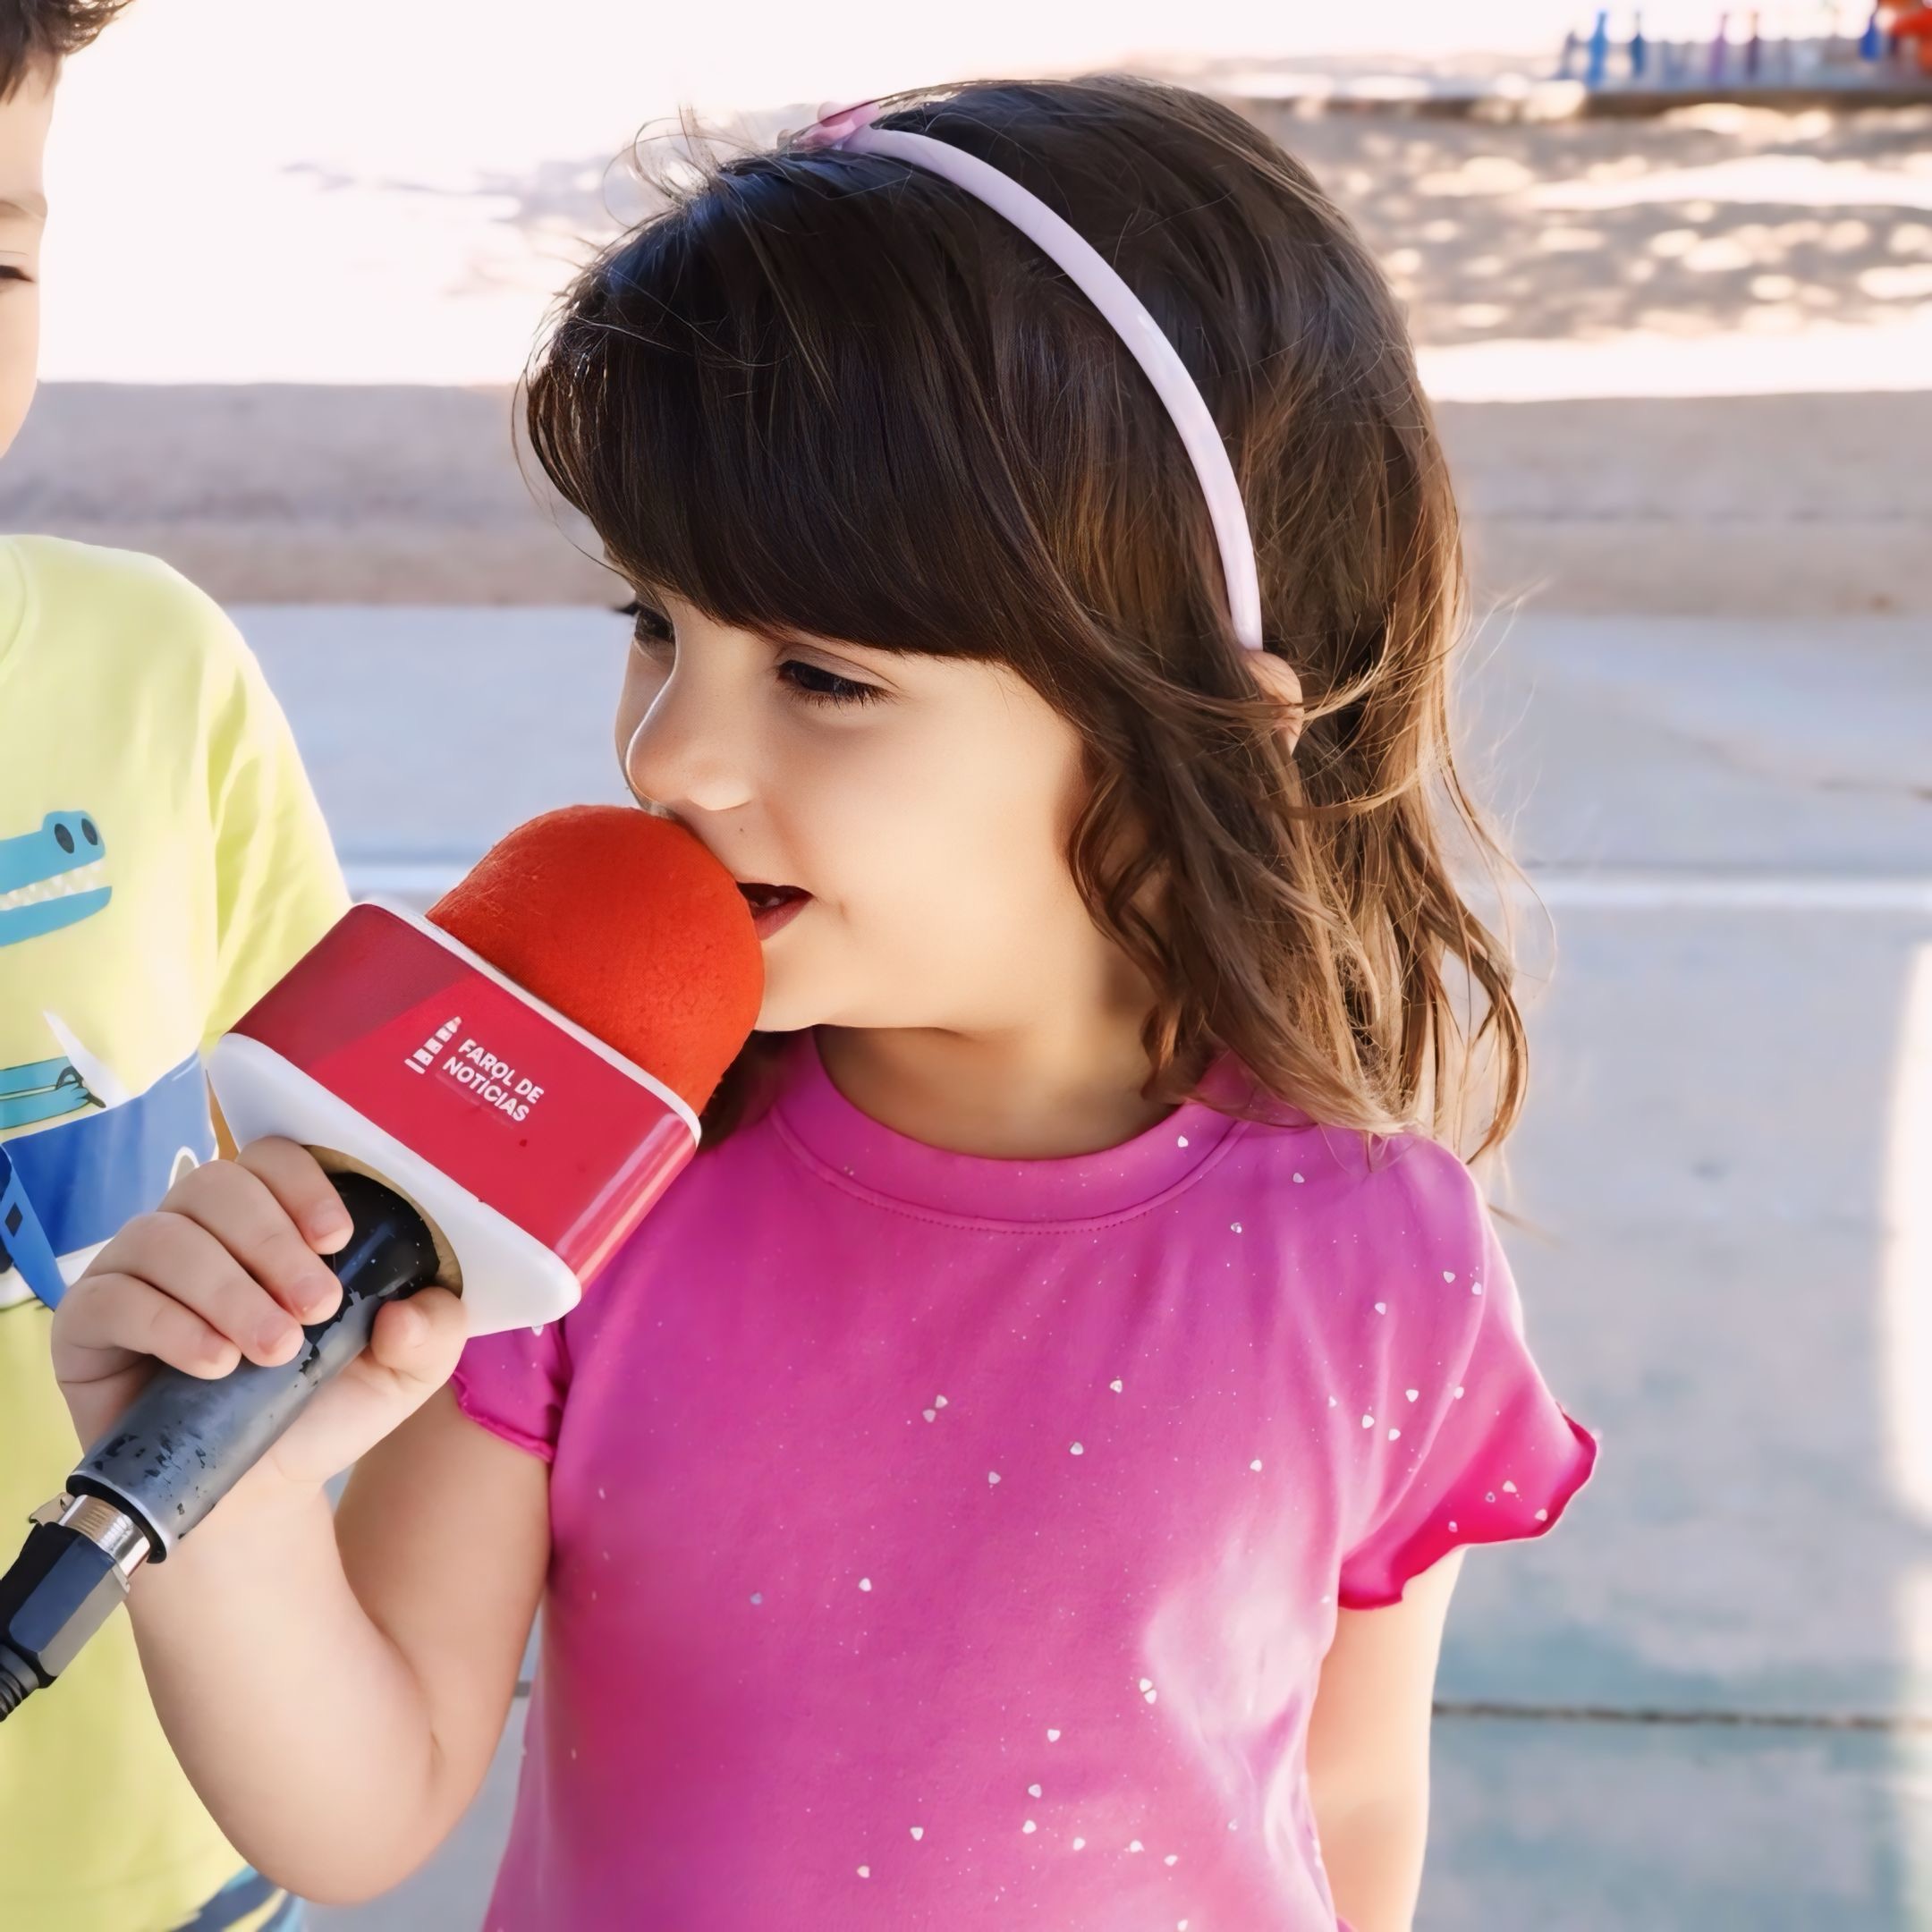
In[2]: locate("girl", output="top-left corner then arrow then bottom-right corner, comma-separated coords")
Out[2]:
51,76 -> 1597,1932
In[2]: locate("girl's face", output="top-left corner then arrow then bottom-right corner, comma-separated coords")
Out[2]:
616,590 -> 1129,1038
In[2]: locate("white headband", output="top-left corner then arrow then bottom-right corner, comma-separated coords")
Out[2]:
798,99 -> 1265,653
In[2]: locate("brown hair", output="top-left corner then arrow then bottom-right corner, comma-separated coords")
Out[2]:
0,0 -> 131,97
525,75 -> 1527,1159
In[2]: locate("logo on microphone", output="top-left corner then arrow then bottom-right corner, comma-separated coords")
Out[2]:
406,1016 -> 463,1074
411,1023 -> 547,1125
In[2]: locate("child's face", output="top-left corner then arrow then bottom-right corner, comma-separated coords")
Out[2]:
0,66 -> 52,461
618,591 -> 1139,1038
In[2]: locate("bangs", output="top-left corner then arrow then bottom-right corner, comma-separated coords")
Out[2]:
525,152 -> 1045,661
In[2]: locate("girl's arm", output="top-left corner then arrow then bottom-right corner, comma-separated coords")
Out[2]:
126,1391 -> 547,1903
50,1142 -> 549,1904
1305,1548 -> 1465,1932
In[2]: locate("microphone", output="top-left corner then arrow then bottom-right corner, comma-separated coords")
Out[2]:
0,806 -> 761,1718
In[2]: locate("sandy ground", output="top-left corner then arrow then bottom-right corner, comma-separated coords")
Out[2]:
5,383 -> 1920,616
13,93 -> 1930,614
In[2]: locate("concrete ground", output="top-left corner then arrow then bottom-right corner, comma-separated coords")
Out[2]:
231,603 -> 1932,1930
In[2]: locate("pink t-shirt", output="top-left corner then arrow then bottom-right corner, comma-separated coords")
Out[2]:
452,1036 -> 1597,1930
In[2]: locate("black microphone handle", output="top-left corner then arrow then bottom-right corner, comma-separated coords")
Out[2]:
69,1169 -> 442,1558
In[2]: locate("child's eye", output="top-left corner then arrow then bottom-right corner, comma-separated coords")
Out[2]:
779,658 -> 884,708
620,599 -> 674,650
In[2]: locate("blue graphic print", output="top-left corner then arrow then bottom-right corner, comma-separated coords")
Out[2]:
0,1053 -> 97,1131
0,1141 -> 67,1309
0,809 -> 111,949
0,1052 -> 213,1312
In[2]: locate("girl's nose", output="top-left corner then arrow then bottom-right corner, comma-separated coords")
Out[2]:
624,671 -> 757,819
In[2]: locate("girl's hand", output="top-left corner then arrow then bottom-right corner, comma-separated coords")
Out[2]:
51,1139 -> 466,1521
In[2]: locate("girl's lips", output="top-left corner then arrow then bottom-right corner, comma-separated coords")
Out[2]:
737,882 -> 811,941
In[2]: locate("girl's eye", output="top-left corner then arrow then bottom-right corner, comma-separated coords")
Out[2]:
0,267 -> 31,284
621,599 -> 674,650
778,658 -> 884,708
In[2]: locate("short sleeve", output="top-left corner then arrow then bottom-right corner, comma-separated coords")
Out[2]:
1336,1159 -> 1599,1609
199,607 -> 348,1048
450,1320 -> 572,1462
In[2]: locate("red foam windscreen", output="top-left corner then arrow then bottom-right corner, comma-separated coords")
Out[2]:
427,806 -> 763,1114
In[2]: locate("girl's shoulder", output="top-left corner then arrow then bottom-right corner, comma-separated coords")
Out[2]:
1216,1097 -> 1503,1335
1221,1071 -> 1488,1239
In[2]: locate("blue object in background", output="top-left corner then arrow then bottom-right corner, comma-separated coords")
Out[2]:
1586,9 -> 1610,85
1710,9 -> 1730,79
1860,6 -> 1883,59
1630,12 -> 1648,78
1557,27 -> 1580,78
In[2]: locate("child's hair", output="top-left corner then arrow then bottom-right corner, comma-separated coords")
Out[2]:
0,0 -> 130,97
525,75 -> 1528,1158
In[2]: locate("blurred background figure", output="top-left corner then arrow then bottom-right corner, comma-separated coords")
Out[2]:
8,2 -> 1928,1927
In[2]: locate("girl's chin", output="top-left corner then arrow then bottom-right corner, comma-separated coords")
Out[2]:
750,979 -> 824,1038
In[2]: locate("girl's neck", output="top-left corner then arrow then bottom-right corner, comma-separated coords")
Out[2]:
814,1013 -> 1174,1161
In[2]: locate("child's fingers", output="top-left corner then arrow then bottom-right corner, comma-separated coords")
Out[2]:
52,1268 -> 244,1382
364,1287 -> 466,1387
79,1208 -> 308,1367
164,1152 -> 343,1328
262,1289 -> 466,1490
233,1137 -> 356,1255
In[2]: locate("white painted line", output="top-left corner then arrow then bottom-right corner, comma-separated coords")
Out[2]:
344,859 -> 1932,915
1523,870 -> 1932,914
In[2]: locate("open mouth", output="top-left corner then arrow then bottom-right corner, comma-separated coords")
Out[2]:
735,880 -> 812,939
0,857 -> 108,916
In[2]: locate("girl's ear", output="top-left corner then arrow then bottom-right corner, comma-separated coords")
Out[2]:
1249,649 -> 1304,755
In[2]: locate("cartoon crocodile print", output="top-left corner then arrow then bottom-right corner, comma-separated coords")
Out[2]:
0,809 -> 110,948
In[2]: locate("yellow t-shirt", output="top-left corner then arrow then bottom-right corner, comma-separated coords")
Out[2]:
0,537 -> 347,1930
